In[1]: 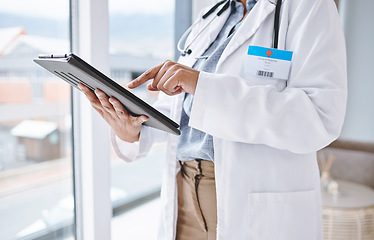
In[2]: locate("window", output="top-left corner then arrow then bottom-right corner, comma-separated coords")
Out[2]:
0,0 -> 191,238
108,0 -> 174,238
0,1 -> 74,239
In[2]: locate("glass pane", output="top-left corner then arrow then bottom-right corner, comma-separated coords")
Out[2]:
109,0 -> 174,238
0,1 -> 74,239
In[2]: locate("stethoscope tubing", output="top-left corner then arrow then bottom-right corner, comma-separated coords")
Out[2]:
177,0 -> 230,56
273,0 -> 282,49
177,15 -> 218,56
177,0 -> 281,57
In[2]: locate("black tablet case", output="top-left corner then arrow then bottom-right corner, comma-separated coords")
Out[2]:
34,53 -> 180,135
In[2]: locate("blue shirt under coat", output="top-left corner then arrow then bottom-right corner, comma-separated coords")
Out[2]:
177,0 -> 257,162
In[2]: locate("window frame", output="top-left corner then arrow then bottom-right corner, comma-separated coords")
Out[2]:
70,0 -> 112,239
70,0 -> 194,239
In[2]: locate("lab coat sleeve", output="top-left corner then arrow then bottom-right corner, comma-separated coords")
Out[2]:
189,0 -> 347,154
111,93 -> 172,162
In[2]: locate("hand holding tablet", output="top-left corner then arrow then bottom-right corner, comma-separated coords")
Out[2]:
34,53 -> 180,136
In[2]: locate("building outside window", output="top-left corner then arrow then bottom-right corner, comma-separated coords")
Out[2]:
0,0 -> 177,239
0,0 -> 74,239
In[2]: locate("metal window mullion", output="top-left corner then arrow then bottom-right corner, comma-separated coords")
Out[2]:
70,0 -> 112,239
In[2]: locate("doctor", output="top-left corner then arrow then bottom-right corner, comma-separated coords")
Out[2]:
79,0 -> 347,239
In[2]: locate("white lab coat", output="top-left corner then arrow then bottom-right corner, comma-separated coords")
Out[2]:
112,0 -> 347,239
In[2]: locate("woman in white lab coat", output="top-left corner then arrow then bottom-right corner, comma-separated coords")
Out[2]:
79,0 -> 347,239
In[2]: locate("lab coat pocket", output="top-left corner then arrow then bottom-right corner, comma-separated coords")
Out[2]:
248,190 -> 317,240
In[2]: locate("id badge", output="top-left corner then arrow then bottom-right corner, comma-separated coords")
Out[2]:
245,46 -> 293,80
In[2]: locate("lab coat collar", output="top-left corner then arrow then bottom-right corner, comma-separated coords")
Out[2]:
268,0 -> 279,4
178,0 -> 281,67
217,0 -> 279,67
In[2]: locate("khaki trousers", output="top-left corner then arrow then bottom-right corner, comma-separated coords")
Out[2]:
176,160 -> 217,240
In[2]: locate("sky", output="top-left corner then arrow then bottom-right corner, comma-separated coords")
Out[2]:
0,0 -> 174,20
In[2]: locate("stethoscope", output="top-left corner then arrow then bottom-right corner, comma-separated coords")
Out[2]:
177,0 -> 282,57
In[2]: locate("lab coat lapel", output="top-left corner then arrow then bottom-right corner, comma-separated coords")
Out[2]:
178,4 -> 231,67
217,0 -> 277,67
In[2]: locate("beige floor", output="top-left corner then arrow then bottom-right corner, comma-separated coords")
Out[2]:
112,198 -> 160,240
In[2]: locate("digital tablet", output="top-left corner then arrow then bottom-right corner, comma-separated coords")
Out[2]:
34,53 -> 180,135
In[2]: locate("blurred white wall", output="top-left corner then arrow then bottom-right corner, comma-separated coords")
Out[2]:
339,0 -> 374,143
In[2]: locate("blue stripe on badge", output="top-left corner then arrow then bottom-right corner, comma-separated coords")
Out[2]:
247,46 -> 293,61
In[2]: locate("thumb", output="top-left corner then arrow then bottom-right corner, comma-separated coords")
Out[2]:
138,115 -> 149,124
